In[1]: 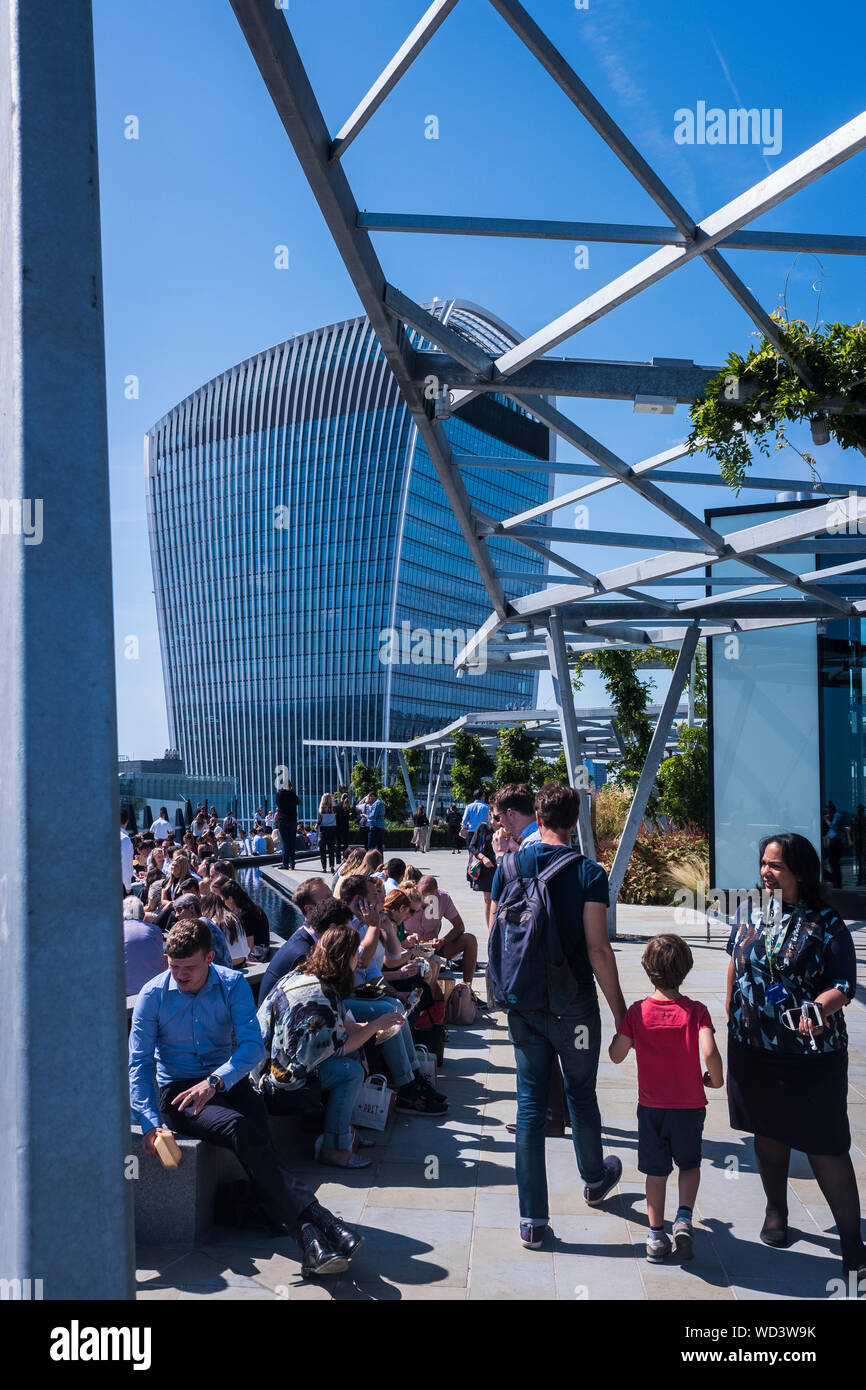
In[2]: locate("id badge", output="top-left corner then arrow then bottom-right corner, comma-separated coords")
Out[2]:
766,981 -> 789,1006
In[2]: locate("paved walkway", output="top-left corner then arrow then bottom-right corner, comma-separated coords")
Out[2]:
137,850 -> 866,1301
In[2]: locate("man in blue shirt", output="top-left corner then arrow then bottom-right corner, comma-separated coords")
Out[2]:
460,789 -> 489,843
129,918 -> 362,1275
366,794 -> 386,854
258,877 -> 332,1005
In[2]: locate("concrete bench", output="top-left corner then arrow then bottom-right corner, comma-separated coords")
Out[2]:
130,1096 -> 321,1246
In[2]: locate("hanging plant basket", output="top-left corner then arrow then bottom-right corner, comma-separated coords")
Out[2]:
687,313 -> 866,492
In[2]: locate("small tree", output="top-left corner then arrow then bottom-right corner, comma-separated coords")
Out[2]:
493,725 -> 540,789
531,751 -> 569,787
350,761 -> 380,800
380,781 -> 409,823
657,725 -> 708,831
449,730 -> 494,804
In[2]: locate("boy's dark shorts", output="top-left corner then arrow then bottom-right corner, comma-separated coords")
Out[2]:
637,1104 -> 705,1176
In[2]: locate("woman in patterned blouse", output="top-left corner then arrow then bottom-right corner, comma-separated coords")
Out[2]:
254,922 -> 405,1169
725,832 -> 865,1280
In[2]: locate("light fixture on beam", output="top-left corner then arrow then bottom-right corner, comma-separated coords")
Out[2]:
634,395 -> 676,415
810,414 -> 830,446
434,386 -> 453,420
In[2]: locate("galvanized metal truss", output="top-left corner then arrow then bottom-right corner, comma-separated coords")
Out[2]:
231,0 -> 866,924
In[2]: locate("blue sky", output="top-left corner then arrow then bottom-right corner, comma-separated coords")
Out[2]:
94,0 -> 866,756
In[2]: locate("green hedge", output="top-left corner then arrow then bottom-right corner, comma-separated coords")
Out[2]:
346,825 -> 451,851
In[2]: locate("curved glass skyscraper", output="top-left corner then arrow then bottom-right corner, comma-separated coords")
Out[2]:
146,299 -> 551,818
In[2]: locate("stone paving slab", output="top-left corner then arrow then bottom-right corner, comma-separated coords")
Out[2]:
139,851 -> 866,1300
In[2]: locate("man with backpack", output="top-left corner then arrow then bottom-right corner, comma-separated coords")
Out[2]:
488,781 -> 626,1251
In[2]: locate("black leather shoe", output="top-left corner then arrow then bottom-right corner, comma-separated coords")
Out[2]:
759,1223 -> 789,1248
306,1202 -> 364,1261
299,1222 -> 349,1276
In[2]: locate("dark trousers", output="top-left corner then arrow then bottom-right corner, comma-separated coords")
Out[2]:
319,825 -> 337,872
160,1076 -> 315,1236
278,818 -> 296,870
369,826 -> 385,854
826,837 -> 843,889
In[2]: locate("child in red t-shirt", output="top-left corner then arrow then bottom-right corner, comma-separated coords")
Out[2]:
610,934 -> 724,1262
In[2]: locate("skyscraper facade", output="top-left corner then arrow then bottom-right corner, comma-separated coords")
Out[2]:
146,299 -> 551,819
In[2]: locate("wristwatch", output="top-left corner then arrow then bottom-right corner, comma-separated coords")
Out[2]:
206,1074 -> 224,1092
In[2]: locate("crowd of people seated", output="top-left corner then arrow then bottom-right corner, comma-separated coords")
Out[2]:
125,810 -> 487,1274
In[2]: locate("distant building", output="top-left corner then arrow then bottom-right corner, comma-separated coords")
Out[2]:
118,753 -> 238,830
146,299 -> 552,819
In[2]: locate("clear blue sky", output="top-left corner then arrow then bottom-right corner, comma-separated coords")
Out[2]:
93,0 -> 866,757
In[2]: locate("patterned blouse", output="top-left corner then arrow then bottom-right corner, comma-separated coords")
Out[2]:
726,898 -> 856,1054
252,971 -> 348,1093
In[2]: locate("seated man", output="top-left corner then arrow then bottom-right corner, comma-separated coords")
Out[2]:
402,875 -> 478,985
258,877 -> 333,1005
129,919 -> 361,1276
123,895 -> 166,996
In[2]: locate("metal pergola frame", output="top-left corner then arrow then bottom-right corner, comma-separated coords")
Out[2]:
230,0 -> 866,933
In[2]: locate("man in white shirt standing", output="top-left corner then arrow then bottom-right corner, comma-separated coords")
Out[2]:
150,806 -> 173,841
120,809 -> 134,892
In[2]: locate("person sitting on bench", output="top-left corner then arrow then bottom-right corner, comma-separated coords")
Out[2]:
128,917 -> 362,1277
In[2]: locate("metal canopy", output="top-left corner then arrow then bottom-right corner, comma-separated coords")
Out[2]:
230,1 -> 866,931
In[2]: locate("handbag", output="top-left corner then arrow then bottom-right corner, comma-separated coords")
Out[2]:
414,1044 -> 438,1087
350,1073 -> 396,1131
467,852 -> 484,883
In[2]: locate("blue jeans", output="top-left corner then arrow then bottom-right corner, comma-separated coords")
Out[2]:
507,996 -> 604,1223
345,997 -> 418,1087
317,1054 -> 365,1150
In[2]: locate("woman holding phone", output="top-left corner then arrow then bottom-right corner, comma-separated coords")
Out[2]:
725,832 -> 865,1281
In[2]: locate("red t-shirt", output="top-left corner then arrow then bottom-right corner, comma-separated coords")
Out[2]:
619,995 -> 713,1109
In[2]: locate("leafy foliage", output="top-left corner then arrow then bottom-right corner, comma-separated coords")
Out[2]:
688,314 -> 866,492
493,725 -> 540,788
532,751 -> 569,787
657,724 -> 708,831
449,730 -> 495,804
595,824 -> 709,905
350,761 -> 380,799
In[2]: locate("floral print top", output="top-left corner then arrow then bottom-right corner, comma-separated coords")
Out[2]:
252,970 -> 348,1092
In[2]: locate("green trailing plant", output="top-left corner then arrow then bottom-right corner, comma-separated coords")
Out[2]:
687,312 -> 866,492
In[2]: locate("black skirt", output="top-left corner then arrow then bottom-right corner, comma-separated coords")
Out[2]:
726,1036 -> 851,1155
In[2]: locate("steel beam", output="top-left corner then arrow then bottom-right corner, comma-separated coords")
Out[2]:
229,0 -> 509,620
397,750 -> 417,812
358,211 -> 866,257
465,111 -> 866,386
545,612 -> 595,858
606,627 -> 700,938
330,0 -> 461,161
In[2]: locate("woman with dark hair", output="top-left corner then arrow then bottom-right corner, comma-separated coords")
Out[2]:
200,890 -> 252,967
467,817 -> 497,929
215,880 -> 270,957
725,831 -> 865,1280
412,804 -> 430,852
255,924 -> 406,1169
335,794 -> 351,862
317,793 -> 338,874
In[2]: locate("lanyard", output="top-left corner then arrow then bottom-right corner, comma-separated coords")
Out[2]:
762,901 -> 805,978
